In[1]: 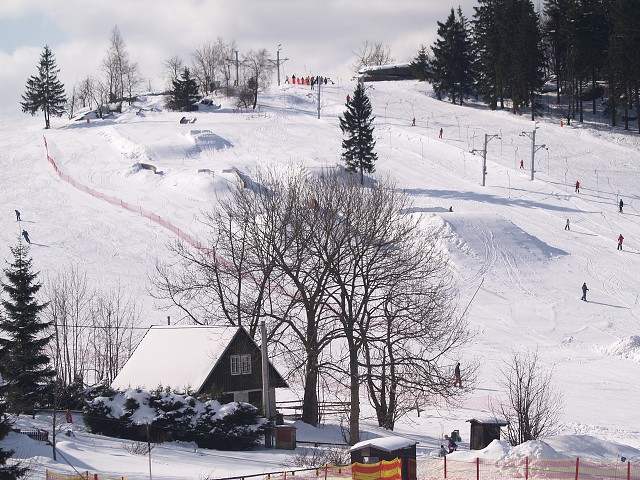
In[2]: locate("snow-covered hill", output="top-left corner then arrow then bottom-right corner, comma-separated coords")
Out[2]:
2,79 -> 640,478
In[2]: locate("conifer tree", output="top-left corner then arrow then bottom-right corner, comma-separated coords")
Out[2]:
607,0 -> 640,131
0,398 -> 27,479
410,45 -> 431,81
21,45 -> 67,129
0,242 -> 54,415
339,83 -> 378,185
431,8 -> 475,105
167,67 -> 199,111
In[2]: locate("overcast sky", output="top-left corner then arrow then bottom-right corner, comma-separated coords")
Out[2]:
0,0 -> 478,116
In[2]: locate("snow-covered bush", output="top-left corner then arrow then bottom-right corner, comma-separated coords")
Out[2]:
83,389 -> 266,450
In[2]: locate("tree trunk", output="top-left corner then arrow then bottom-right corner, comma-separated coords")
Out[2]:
301,354 -> 319,426
349,345 -> 360,445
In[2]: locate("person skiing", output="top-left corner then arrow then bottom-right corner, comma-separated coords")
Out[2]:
439,127 -> 443,139
412,117 -> 416,126
565,218 -> 570,231
22,230 -> 31,244
618,234 -> 624,251
454,362 -> 462,387
447,436 -> 458,453
581,282 -> 589,301
520,159 -> 524,169
15,209 -> 20,221
619,199 -> 624,213
575,180 -> 580,193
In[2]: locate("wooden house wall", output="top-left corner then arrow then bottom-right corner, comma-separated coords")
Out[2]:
199,329 -> 287,396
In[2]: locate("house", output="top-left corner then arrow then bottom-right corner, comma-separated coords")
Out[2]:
357,63 -> 419,82
111,325 -> 287,407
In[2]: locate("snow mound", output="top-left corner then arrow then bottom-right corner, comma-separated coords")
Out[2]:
603,336 -> 640,362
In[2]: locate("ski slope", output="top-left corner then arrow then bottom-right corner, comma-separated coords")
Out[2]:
1,79 -> 640,477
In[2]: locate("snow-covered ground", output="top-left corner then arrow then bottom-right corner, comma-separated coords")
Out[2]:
2,79 -> 640,479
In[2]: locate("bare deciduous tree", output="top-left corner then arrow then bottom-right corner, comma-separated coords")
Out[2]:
241,48 -> 274,109
163,55 -> 184,89
192,42 -> 219,95
352,40 -> 395,74
102,26 -> 140,105
494,349 -> 564,445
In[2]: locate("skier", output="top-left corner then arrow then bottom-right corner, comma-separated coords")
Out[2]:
447,436 -> 458,453
565,218 -> 570,231
617,234 -> 624,251
15,209 -> 20,221
520,159 -> 524,169
454,362 -> 462,387
22,230 -> 31,244
439,127 -> 443,139
412,117 -> 416,126
346,94 -> 350,104
619,199 -> 624,213
581,282 -> 589,301
575,180 -> 580,193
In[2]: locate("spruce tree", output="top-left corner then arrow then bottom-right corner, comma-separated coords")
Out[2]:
20,45 -> 67,129
431,8 -> 475,105
410,45 -> 431,81
0,398 -> 27,479
167,67 -> 199,111
339,83 -> 378,184
0,242 -> 54,416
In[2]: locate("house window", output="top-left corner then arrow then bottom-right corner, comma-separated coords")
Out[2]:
230,354 -> 252,375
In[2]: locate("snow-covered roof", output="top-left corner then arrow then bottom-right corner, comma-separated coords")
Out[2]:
467,416 -> 509,425
350,435 -> 418,452
111,325 -> 241,393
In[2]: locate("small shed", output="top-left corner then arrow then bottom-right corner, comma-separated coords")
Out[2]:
466,416 -> 509,450
350,436 -> 417,480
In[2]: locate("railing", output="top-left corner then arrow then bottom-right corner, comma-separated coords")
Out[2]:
19,428 -> 49,443
45,470 -> 125,480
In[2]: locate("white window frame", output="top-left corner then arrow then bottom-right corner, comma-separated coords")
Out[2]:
230,354 -> 252,375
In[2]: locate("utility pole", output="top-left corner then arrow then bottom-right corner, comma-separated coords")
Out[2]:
471,133 -> 500,186
234,50 -> 239,87
268,44 -> 288,86
317,78 -> 321,119
520,124 -> 547,181
261,321 -> 273,448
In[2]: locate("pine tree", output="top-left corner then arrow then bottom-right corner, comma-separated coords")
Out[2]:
167,67 -> 199,111
0,242 -> 54,416
410,45 -> 431,81
431,8 -> 475,105
607,0 -> 640,131
20,45 -> 67,129
0,398 -> 27,479
339,83 -> 378,184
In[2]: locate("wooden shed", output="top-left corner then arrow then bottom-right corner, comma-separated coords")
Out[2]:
350,436 -> 417,480
466,417 -> 509,450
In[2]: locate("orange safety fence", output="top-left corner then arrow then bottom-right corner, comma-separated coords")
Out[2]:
266,460 -> 402,480
416,456 -> 639,480
45,469 -> 125,480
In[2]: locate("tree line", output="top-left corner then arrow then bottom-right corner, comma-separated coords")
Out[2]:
411,0 -> 640,130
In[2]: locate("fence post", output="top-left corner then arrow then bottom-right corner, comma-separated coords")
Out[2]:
443,455 -> 447,479
325,464 -> 328,480
575,458 -> 579,480
476,457 -> 480,480
628,461 -> 631,480
526,456 -> 529,480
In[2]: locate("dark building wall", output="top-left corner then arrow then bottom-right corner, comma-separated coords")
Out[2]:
199,329 -> 287,395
